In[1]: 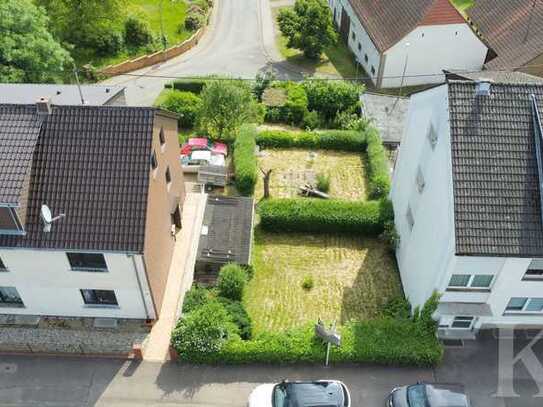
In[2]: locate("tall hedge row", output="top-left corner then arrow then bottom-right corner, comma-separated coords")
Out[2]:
176,320 -> 443,367
256,129 -> 366,152
258,198 -> 393,235
233,124 -> 258,196
366,128 -> 392,199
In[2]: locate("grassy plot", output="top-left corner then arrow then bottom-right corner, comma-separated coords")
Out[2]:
255,148 -> 368,201
273,7 -> 359,78
245,229 -> 402,335
451,0 -> 474,14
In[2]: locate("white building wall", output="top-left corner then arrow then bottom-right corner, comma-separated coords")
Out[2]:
391,84 -> 455,308
381,24 -> 487,88
328,0 -> 381,84
0,249 -> 150,319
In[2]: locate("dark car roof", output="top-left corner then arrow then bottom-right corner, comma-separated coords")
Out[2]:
281,381 -> 346,407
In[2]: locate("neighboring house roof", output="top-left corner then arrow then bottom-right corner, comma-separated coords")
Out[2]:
0,104 -> 162,253
445,69 -> 543,84
448,81 -> 543,257
196,195 -> 254,265
0,105 -> 43,205
467,0 -> 543,70
0,84 -> 125,106
348,0 -> 465,52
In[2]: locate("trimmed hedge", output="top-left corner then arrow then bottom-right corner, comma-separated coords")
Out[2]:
233,124 -> 258,196
366,128 -> 391,199
264,82 -> 308,126
177,319 -> 443,367
258,198 -> 393,235
256,129 -> 366,151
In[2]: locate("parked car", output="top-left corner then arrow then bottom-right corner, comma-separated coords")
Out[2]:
180,137 -> 228,156
386,383 -> 469,407
248,380 -> 350,407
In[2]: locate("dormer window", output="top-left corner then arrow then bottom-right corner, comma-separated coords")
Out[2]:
0,207 -> 25,236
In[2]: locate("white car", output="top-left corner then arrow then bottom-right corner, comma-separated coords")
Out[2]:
248,380 -> 351,407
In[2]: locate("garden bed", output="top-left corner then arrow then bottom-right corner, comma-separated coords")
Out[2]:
246,229 -> 402,335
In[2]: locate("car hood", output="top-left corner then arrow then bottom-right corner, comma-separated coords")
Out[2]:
248,384 -> 275,407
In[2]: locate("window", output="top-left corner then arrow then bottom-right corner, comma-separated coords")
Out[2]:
371,66 -> 376,75
357,42 -> 361,51
364,54 -> 368,63
150,151 -> 158,171
0,287 -> 23,306
451,316 -> 474,329
506,297 -> 543,313
448,274 -> 493,290
165,166 -> 172,185
159,127 -> 165,147
67,253 -> 108,272
427,123 -> 438,149
406,205 -> 414,231
0,256 -> 7,271
416,166 -> 425,193
351,31 -> 355,40
523,259 -> 543,280
506,297 -> 528,311
80,289 -> 118,306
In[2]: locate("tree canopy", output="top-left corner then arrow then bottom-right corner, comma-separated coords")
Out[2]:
278,0 -> 337,60
0,0 -> 72,83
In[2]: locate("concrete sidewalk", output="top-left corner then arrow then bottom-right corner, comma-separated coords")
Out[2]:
142,192 -> 206,362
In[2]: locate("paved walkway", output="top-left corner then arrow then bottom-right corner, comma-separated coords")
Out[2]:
142,192 -> 207,362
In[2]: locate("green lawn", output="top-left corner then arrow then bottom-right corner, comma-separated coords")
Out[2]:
273,7 -> 359,78
451,0 -> 475,14
245,229 -> 402,336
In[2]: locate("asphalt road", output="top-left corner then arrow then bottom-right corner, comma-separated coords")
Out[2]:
1,333 -> 542,406
103,0 -> 299,106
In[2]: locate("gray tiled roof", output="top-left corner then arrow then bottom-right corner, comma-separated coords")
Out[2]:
0,105 -> 42,205
0,105 -> 157,253
445,70 -> 543,85
197,196 -> 254,265
0,84 -> 125,106
448,81 -> 543,257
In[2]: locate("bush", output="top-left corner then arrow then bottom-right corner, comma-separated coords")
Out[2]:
171,301 -> 237,359
178,320 -> 443,366
366,128 -> 391,199
234,124 -> 258,196
334,111 -> 370,131
185,12 -> 205,30
87,27 -> 124,56
301,275 -> 314,291
124,15 -> 153,47
264,83 -> 308,126
380,220 -> 400,251
168,77 -> 216,93
218,297 -> 253,339
217,263 -> 248,301
256,129 -> 366,151
303,110 -> 320,130
418,292 -> 441,333
381,296 -> 411,320
182,285 -> 212,314
258,198 -> 392,235
157,90 -> 202,128
316,173 -> 330,192
302,81 -> 363,125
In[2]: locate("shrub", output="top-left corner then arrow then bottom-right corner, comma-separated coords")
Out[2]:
334,111 -> 370,131
169,78 -> 209,93
182,285 -> 212,314
218,297 -> 253,339
171,301 -> 237,359
234,124 -> 258,196
217,263 -> 248,301
418,292 -> 441,333
87,27 -> 124,56
185,12 -> 205,31
124,15 -> 153,47
253,71 -> 275,101
301,275 -> 314,291
158,90 -> 202,128
256,129 -> 366,151
193,0 -> 210,12
179,320 -> 443,366
316,173 -> 330,192
264,83 -> 308,126
380,220 -> 400,251
366,128 -> 391,199
302,80 -> 363,125
381,296 -> 411,320
258,198 -> 392,235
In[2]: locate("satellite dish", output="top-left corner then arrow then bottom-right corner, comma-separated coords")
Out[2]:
40,204 -> 65,233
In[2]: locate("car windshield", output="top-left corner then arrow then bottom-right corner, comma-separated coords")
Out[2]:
407,385 -> 429,407
272,382 -> 343,407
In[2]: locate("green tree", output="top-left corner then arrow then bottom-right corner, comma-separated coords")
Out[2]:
0,0 -> 72,83
278,0 -> 337,60
197,80 -> 260,140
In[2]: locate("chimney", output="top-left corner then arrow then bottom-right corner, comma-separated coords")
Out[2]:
475,80 -> 492,97
36,97 -> 52,115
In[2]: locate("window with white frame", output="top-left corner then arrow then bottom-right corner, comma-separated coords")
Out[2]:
406,205 -> 414,231
427,122 -> 438,149
505,297 -> 543,313
448,274 -> 494,290
416,166 -> 425,193
523,259 -> 543,280
80,289 -> 118,306
451,316 -> 474,329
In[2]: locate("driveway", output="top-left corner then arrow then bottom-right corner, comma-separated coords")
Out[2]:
103,0 -> 301,106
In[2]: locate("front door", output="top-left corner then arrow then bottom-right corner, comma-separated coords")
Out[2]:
340,8 -> 350,43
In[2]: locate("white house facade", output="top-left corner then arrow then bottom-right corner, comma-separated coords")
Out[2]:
328,0 -> 488,88
391,81 -> 543,338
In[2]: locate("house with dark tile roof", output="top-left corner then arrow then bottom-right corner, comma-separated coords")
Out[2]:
328,0 -> 488,87
0,100 -> 184,321
467,0 -> 543,78
391,79 -> 543,338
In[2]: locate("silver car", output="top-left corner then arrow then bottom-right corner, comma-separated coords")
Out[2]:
386,383 -> 470,407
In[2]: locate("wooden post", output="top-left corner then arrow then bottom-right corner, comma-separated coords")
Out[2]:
260,167 -> 272,199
